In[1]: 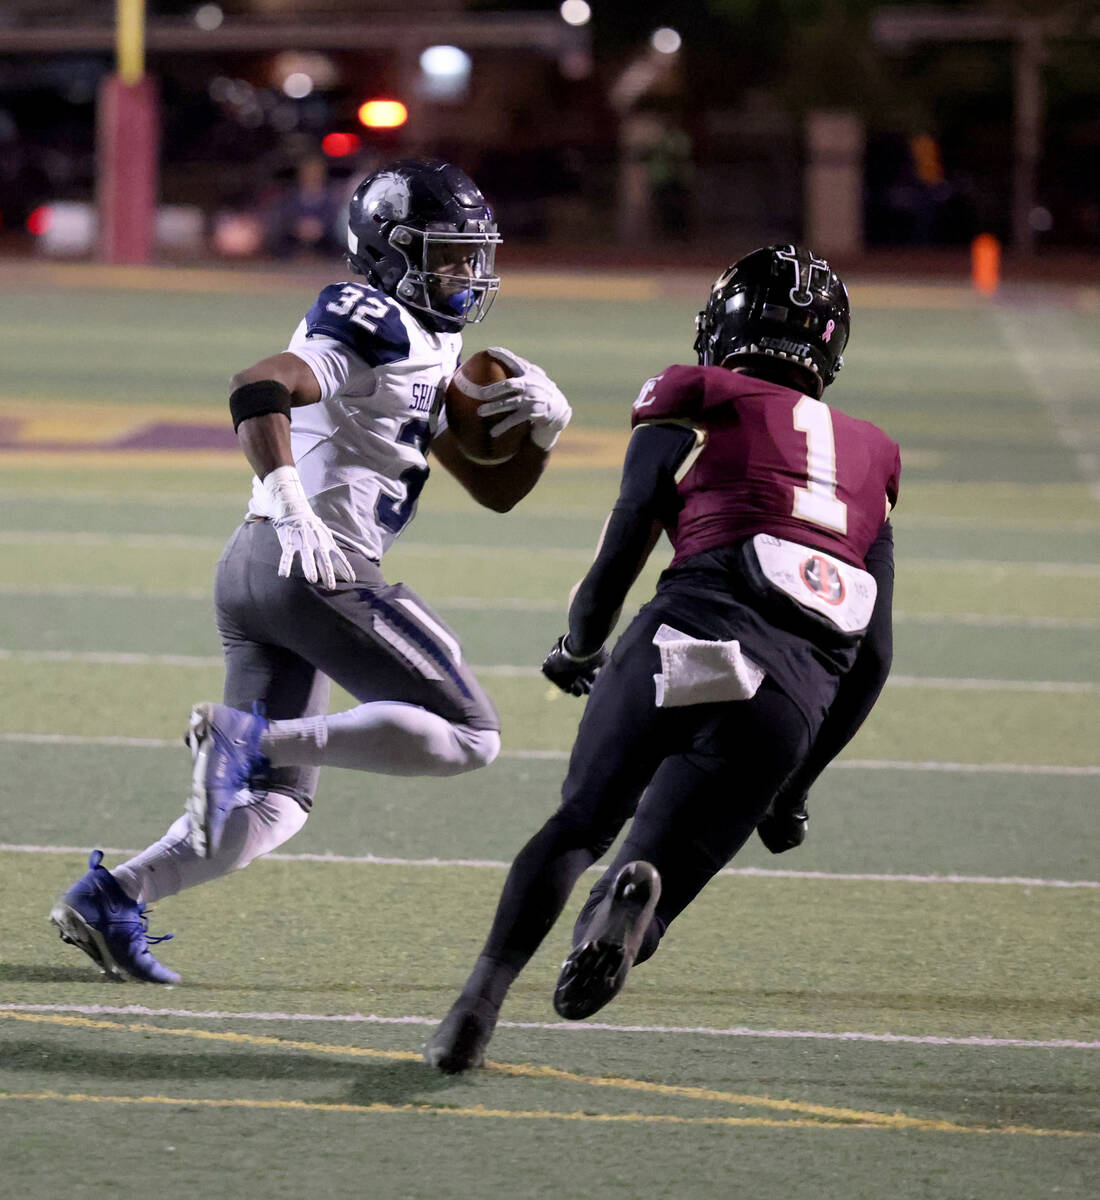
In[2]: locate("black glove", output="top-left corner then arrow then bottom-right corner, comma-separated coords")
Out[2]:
757,795 -> 809,854
541,635 -> 608,696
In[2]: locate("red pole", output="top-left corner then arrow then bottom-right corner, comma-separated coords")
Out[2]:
97,74 -> 159,264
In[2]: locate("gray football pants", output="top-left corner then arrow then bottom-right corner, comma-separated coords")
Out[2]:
213,519 -> 500,809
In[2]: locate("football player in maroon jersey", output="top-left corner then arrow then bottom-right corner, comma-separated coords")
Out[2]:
425,245 -> 901,1073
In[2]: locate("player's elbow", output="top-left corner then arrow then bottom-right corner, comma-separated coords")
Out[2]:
861,637 -> 893,698
467,475 -> 534,513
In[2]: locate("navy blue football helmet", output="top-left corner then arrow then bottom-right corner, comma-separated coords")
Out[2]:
693,244 -> 850,392
346,159 -> 501,332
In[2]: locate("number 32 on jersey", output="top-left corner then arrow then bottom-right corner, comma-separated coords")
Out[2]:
325,285 -> 392,334
791,396 -> 847,534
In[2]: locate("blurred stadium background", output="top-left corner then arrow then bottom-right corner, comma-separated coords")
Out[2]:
0,0 -> 1098,271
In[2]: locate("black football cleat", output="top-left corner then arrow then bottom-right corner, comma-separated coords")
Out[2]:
423,997 -> 499,1074
553,860 -> 661,1021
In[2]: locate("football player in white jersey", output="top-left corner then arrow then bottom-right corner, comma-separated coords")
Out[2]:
49,159 -> 572,985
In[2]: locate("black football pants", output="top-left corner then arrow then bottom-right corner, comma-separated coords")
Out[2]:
477,599 -> 814,974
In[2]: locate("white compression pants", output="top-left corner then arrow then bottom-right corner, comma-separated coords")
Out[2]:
261,703 -> 501,775
112,791 -> 308,906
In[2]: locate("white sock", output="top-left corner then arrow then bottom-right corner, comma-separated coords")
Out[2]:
111,790 -> 308,906
261,701 -> 500,776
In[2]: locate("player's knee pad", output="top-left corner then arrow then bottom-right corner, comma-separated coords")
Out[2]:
453,725 -> 500,772
221,789 -> 308,872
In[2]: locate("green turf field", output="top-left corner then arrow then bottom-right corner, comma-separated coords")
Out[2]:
0,263 -> 1097,1198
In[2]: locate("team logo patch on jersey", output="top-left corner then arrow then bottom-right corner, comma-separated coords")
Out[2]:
748,534 -> 877,634
799,554 -> 846,605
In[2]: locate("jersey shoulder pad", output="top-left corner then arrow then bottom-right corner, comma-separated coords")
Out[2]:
836,410 -> 902,511
629,364 -> 705,427
304,282 -> 411,368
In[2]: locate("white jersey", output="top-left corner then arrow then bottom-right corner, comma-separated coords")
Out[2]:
247,280 -> 461,561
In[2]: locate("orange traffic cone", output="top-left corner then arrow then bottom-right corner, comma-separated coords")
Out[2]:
971,234 -> 1001,296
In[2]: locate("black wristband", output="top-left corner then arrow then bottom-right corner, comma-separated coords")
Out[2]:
229,380 -> 292,432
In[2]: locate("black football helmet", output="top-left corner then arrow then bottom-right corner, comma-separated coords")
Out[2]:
346,159 -> 501,332
693,244 -> 850,392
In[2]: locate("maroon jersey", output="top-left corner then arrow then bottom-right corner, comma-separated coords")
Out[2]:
630,364 -> 900,568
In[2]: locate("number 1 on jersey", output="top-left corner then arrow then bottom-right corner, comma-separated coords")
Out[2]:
791,396 -> 848,533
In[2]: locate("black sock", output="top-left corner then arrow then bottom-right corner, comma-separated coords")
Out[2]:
458,955 -> 520,1013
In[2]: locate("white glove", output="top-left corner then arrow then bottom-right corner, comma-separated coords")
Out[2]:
262,466 -> 355,589
476,347 -> 572,451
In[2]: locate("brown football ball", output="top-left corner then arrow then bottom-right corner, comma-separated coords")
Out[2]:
445,350 -> 528,465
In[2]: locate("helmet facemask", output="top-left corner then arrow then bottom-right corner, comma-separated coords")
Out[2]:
388,223 -> 501,329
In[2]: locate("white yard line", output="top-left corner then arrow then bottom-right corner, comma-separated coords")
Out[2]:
0,1003 -> 1094,1050
0,582 -> 210,600
0,531 -> 594,560
2,647 -> 1096,693
2,530 -> 1099,575
2,842 -> 1096,889
0,649 -> 225,668
3,500 -> 1098,531
1,585 -> 1098,628
901,557 -> 1100,577
831,758 -> 1100,777
887,675 -> 1099,694
900,514 -> 1100,532
894,610 -> 1100,630
1,733 -> 1098,778
995,305 -> 1100,500
0,530 -> 226,550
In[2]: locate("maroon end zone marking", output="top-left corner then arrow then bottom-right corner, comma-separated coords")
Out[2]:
0,418 -> 237,453
111,422 -> 237,452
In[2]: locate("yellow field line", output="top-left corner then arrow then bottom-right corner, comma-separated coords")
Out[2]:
2,1011 -> 1091,1138
0,1089 -> 1090,1139
0,1089 -> 889,1130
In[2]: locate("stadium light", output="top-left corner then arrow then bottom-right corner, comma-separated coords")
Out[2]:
419,45 -> 471,101
282,72 -> 313,99
193,4 -> 223,32
560,1 -> 591,27
357,99 -> 408,129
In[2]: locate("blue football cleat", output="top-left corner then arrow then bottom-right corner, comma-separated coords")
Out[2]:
186,701 -> 269,858
49,850 -> 180,985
